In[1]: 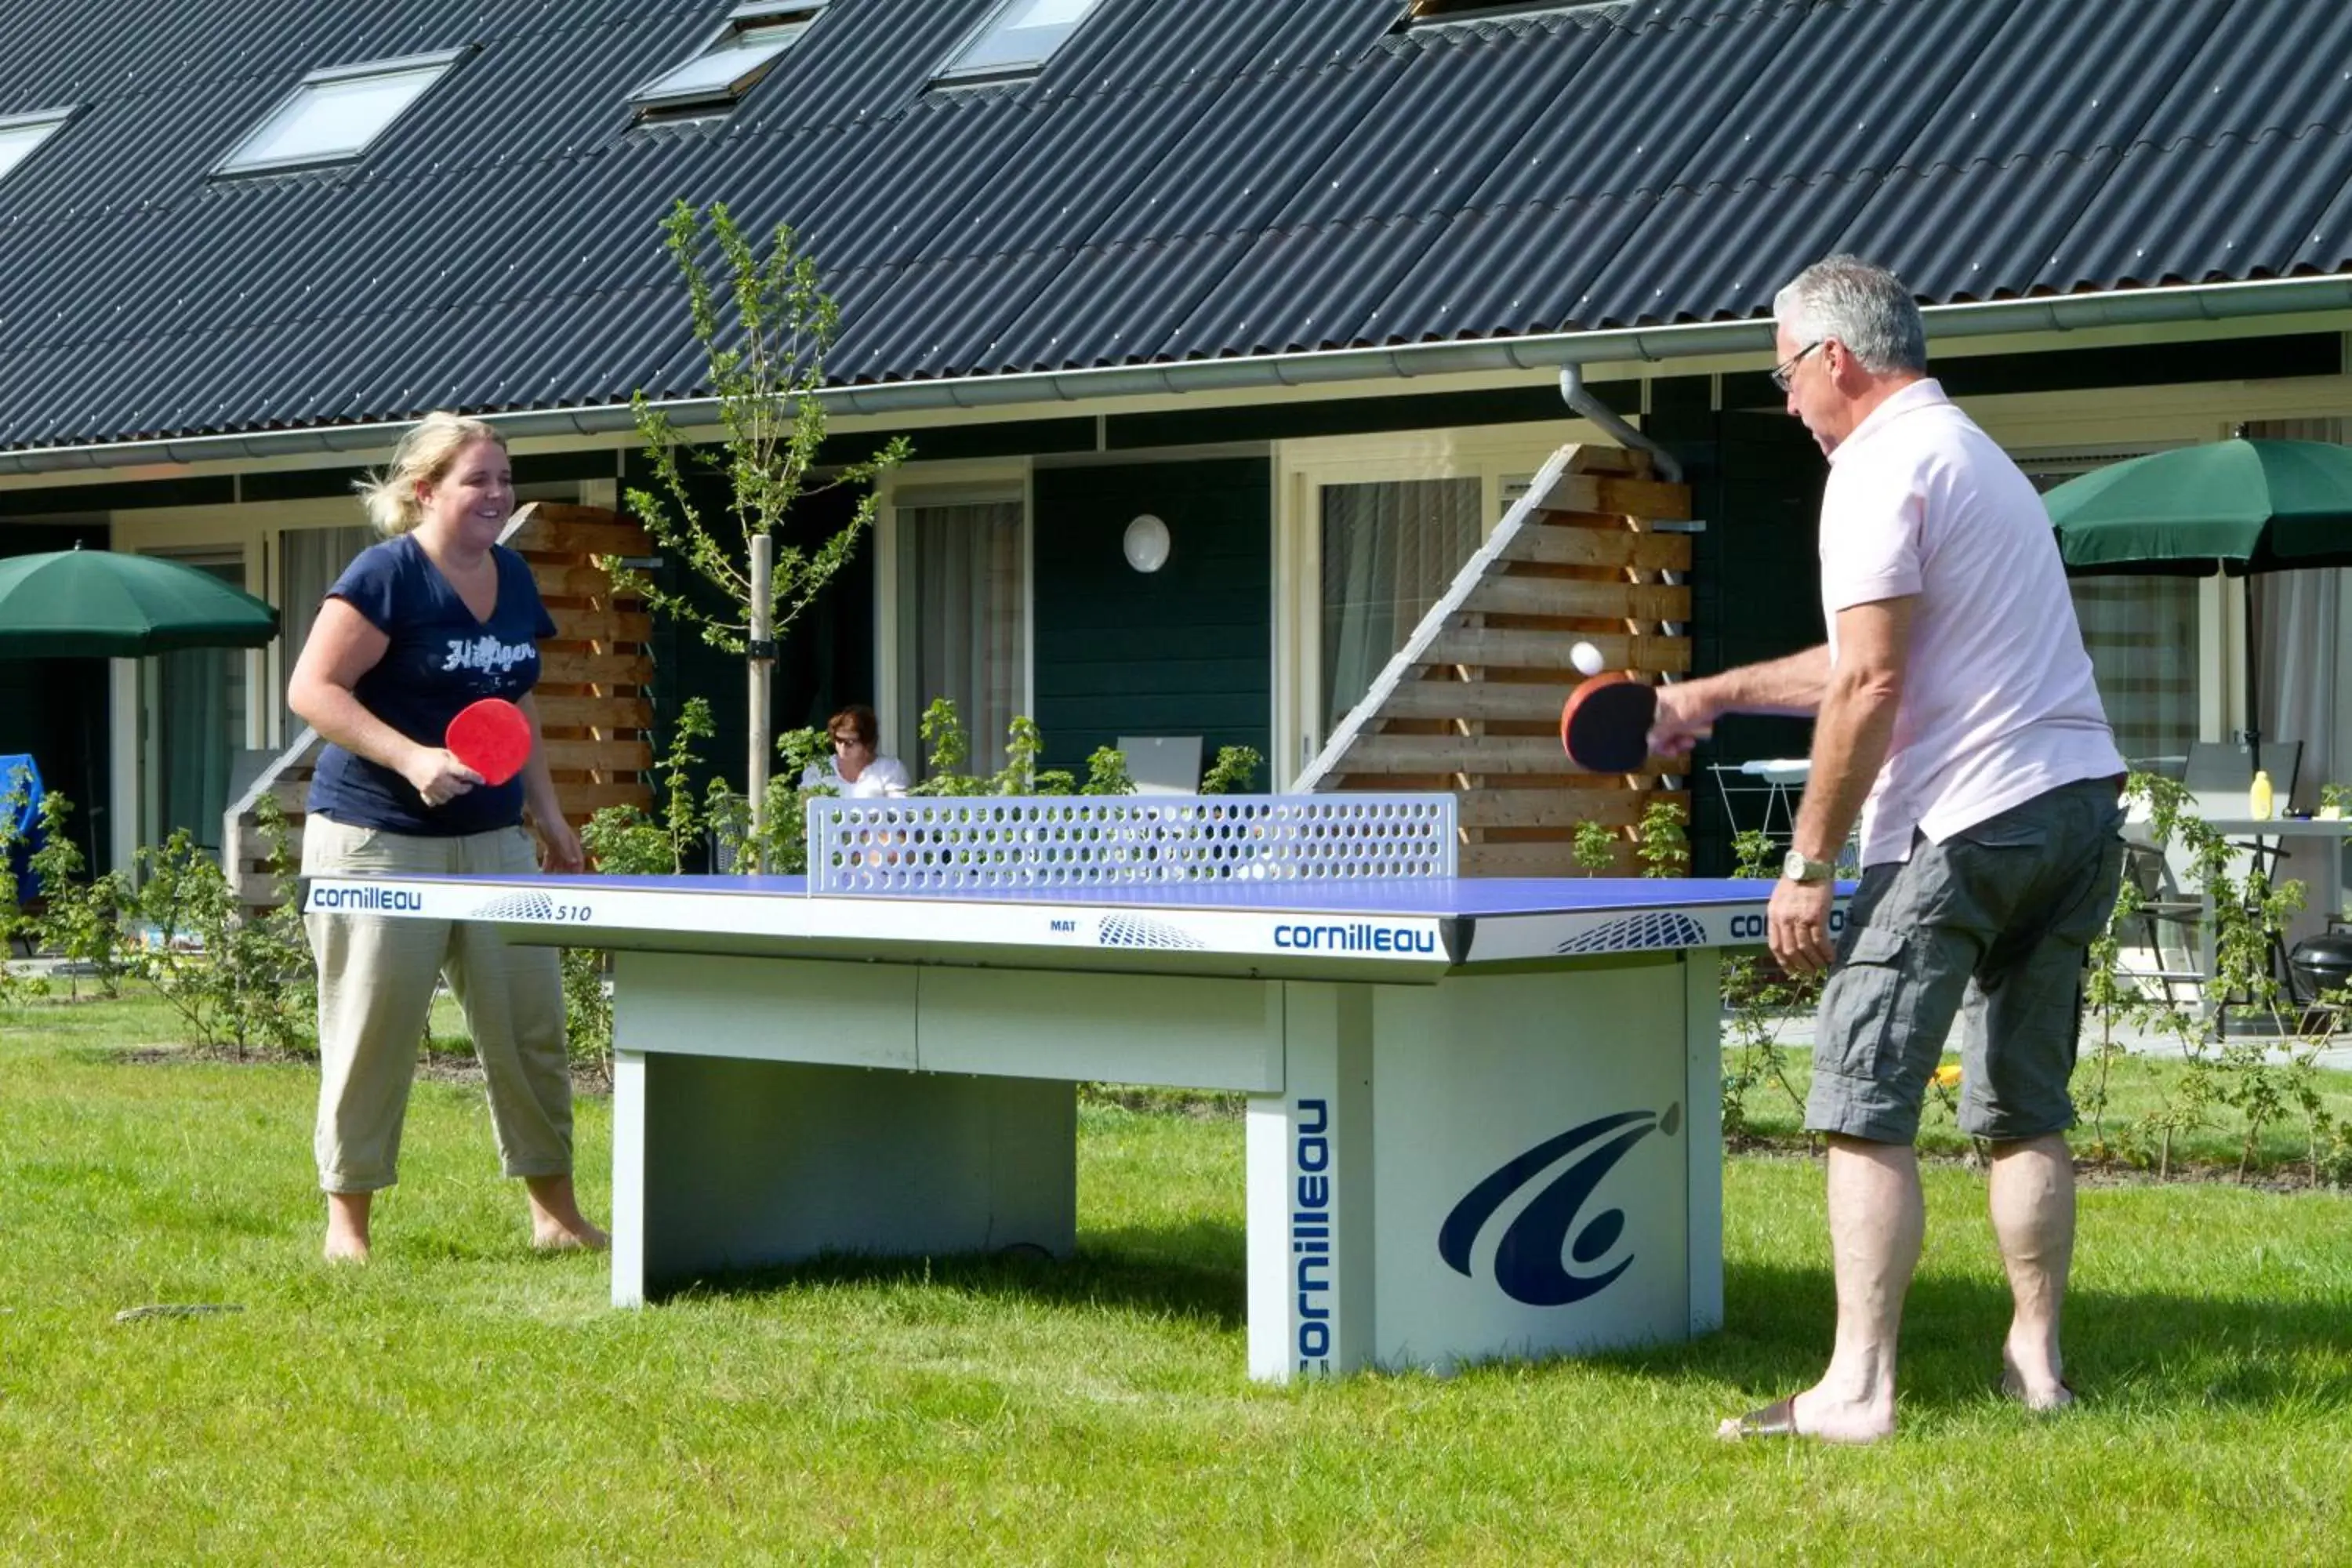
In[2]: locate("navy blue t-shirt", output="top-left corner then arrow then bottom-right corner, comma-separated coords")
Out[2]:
307,535 -> 558,837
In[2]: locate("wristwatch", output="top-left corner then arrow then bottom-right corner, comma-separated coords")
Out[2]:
1781,850 -> 1836,885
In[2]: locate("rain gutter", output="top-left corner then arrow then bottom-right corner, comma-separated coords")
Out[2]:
3,273 -> 2348,477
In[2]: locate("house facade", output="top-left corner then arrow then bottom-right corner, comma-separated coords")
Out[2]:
2,0 -> 2349,876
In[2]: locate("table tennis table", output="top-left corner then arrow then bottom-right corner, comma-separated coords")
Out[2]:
305,793 -> 1825,1382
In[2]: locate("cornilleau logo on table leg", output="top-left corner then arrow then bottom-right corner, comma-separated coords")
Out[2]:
1293,1098 -> 1334,1374
1437,1105 -> 1682,1306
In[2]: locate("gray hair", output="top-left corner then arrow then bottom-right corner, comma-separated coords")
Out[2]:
1772,256 -> 1927,376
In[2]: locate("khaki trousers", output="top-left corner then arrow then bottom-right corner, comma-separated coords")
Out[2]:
303,815 -> 572,1192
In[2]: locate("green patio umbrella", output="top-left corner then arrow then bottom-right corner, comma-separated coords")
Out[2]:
2047,438 -> 2352,576
2044,438 -> 2352,758
0,546 -> 278,658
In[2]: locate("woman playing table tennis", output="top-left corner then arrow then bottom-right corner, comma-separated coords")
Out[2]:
286,411 -> 605,1263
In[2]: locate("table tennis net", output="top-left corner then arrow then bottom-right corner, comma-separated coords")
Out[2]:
807,793 -> 1458,893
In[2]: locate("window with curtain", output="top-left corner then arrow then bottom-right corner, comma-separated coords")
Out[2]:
278,525 -> 375,740
2242,417 -> 2350,817
2064,576 -> 2201,768
152,557 -> 249,855
1319,477 -> 1482,733
900,498 -> 1025,777
2024,452 -> 2201,771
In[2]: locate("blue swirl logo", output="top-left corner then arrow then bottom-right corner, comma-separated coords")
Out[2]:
1437,1105 -> 1680,1306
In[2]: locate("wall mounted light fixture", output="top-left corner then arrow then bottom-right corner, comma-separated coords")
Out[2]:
1122,513 -> 1171,573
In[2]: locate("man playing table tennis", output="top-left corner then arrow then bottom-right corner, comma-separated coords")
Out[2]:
287,411 -> 605,1264
1646,256 -> 2126,1443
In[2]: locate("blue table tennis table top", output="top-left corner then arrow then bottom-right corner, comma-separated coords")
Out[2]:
307,869 -> 1849,976
472,872 -> 1789,917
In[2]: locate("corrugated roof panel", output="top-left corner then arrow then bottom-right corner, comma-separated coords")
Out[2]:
979,233 -> 1258,374
1464,2 -> 1805,209
829,248 -> 1073,380
1363,196 -> 1652,342
1831,152 -> 2118,303
1087,66 -> 1398,247
925,86 -> 1225,262
780,92 -> 1043,268
1665,0 -> 2021,194
2,0 -> 2351,452
2132,0 -> 2352,148
1573,173 -> 1878,328
2047,127 -> 2352,292
1273,28 -> 1598,228
1156,215 -> 1454,359
1885,0 -> 2230,171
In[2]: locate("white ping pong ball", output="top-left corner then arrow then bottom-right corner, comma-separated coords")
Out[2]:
1571,641 -> 1605,677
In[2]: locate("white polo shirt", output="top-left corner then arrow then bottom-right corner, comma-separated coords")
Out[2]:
1819,379 -> 2124,866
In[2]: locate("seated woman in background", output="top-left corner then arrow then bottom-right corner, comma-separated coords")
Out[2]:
801,704 -> 909,797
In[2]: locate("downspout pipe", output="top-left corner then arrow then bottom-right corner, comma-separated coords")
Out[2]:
1558,363 -> 1681,484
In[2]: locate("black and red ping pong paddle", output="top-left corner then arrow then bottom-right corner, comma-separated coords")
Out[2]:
445,696 -> 532,786
1559,673 -> 1658,774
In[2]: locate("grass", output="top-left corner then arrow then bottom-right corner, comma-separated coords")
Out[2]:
2,989 -> 2350,1565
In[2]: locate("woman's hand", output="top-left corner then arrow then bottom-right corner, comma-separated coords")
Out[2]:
402,746 -> 484,810
532,813 -> 584,874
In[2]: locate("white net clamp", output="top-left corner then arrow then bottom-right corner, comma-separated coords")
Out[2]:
806,793 -> 1458,895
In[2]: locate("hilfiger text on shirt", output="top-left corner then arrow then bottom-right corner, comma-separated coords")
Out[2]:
441,635 -> 534,674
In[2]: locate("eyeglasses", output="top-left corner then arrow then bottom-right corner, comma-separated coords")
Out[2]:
1769,340 -> 1824,394
829,732 -> 866,749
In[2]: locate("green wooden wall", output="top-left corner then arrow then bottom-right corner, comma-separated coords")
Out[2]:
1030,459 -> 1272,786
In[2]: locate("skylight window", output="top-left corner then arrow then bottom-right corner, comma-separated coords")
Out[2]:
215,49 -> 464,176
934,0 -> 1105,87
0,109 -> 74,186
632,2 -> 828,118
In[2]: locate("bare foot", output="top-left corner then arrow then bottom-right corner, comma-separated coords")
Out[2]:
524,1174 -> 609,1252
2000,1352 -> 2075,1411
324,1191 -> 372,1264
1717,1386 -> 1896,1444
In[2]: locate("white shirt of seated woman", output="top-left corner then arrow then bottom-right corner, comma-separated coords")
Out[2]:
802,717 -> 909,798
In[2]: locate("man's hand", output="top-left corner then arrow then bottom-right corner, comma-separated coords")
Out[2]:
1768,876 -> 1837,975
532,814 -> 584,874
1646,681 -> 1716,760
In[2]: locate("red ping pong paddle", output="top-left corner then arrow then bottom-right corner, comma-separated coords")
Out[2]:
1560,674 -> 1659,774
445,697 -> 532,786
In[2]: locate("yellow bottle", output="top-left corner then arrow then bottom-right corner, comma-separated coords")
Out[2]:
2249,768 -> 2274,821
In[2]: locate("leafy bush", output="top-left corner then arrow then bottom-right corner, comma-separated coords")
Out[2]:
26,794 -> 133,1000
134,797 -> 314,1057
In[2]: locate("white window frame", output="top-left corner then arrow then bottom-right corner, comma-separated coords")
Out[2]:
213,49 -> 466,177
931,0 -> 1106,89
1272,419 -> 1607,788
0,107 -> 75,186
874,459 -> 1034,771
630,2 -> 829,118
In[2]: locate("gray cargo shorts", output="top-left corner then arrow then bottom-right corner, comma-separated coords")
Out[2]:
1806,775 -> 2126,1145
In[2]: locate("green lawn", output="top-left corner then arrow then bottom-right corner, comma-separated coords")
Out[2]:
2,991 -> 2349,1565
